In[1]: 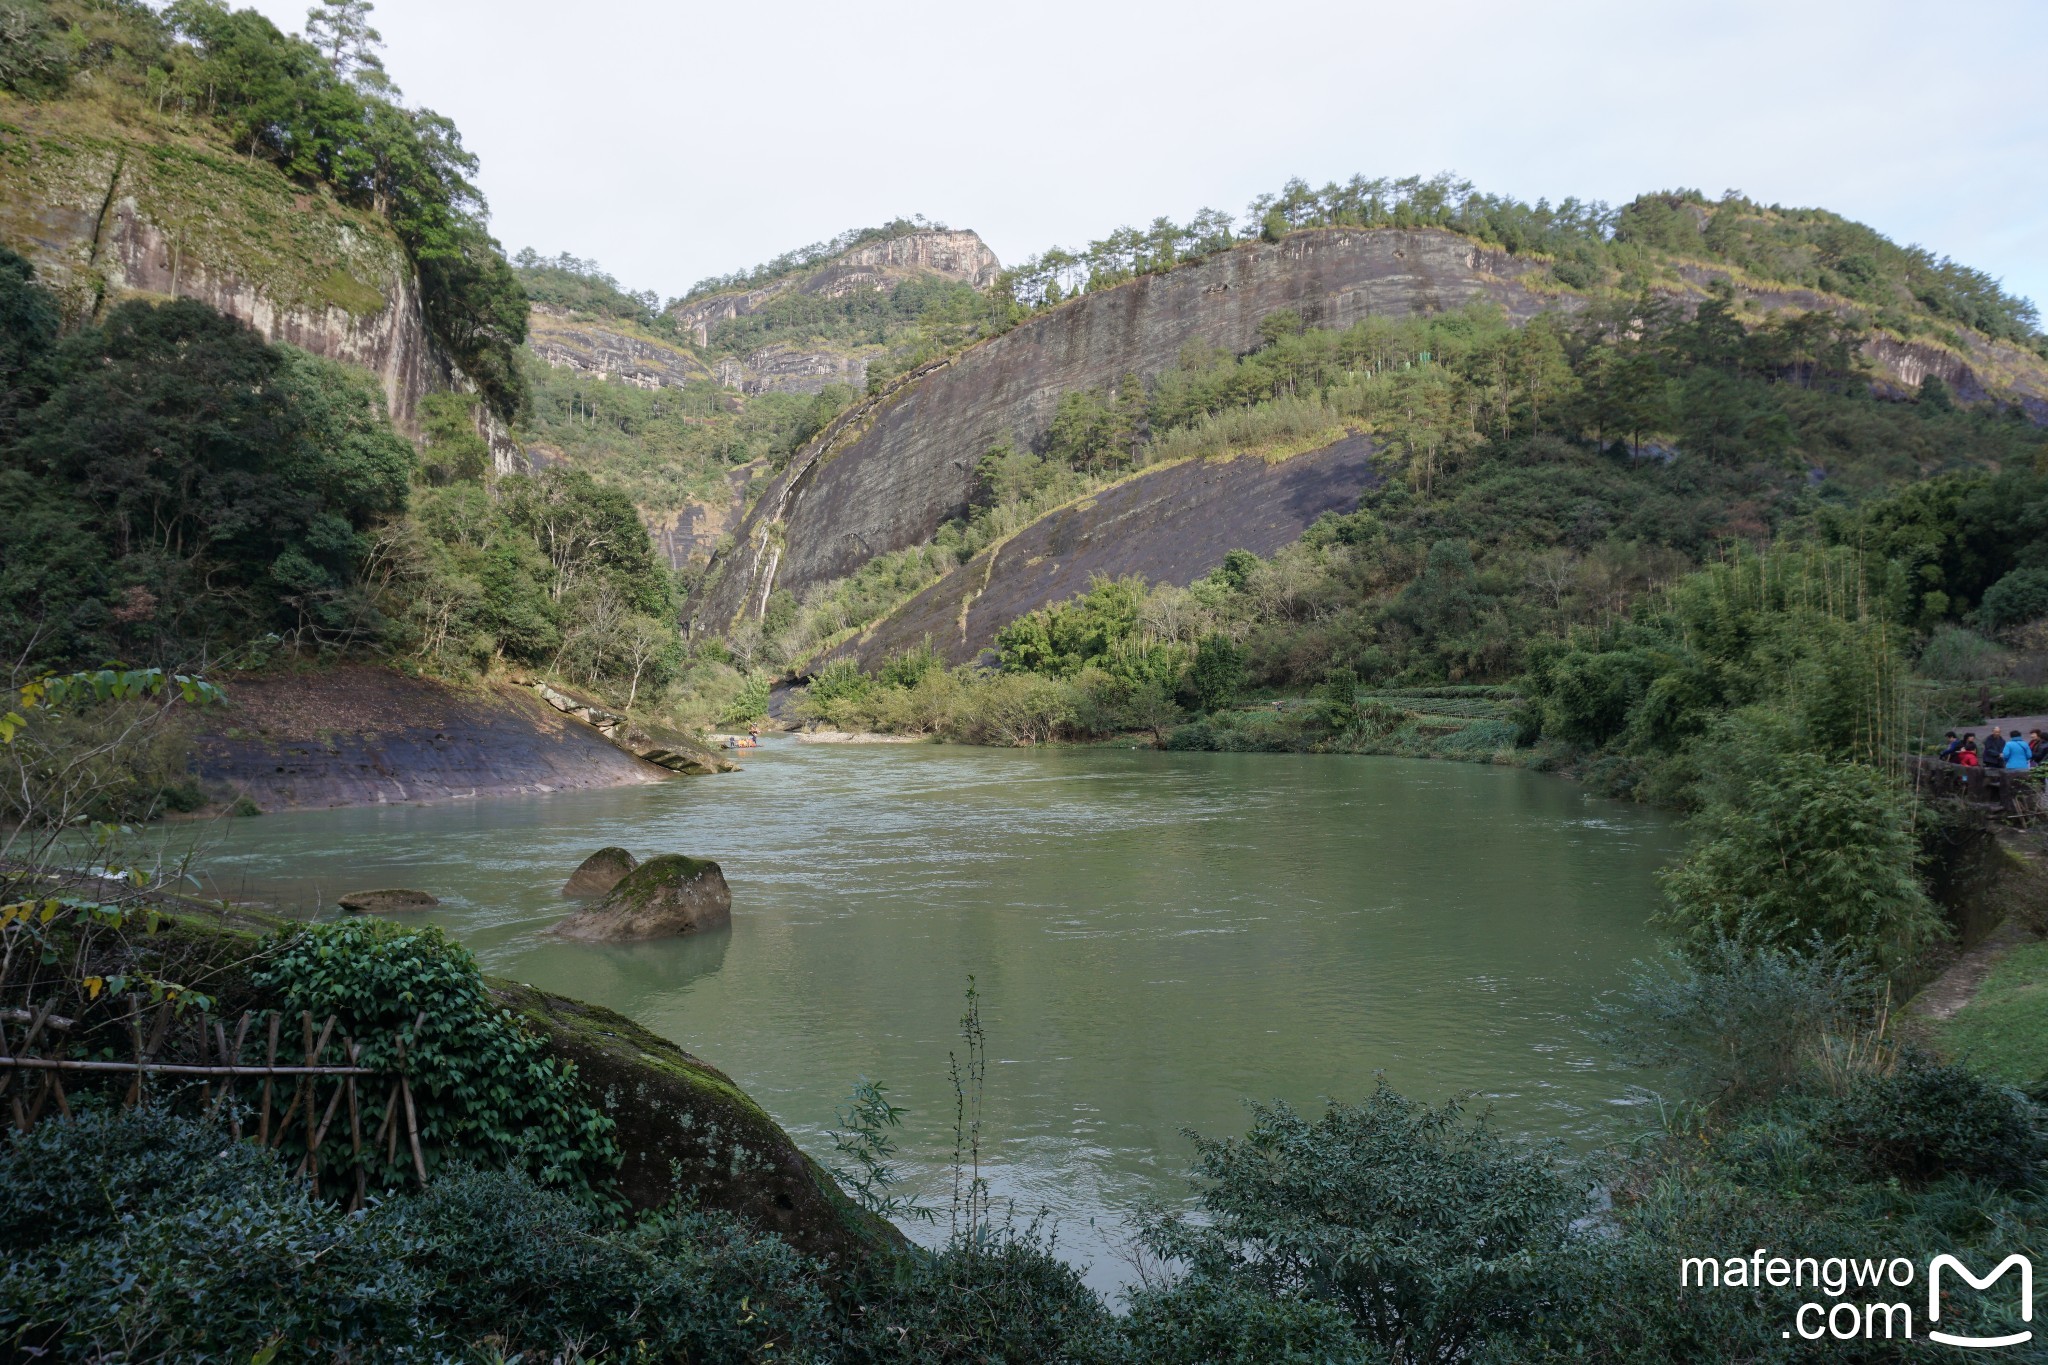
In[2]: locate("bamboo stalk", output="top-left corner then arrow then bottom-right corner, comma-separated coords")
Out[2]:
0,1057 -> 373,1076
345,1042 -> 365,1212
227,1013 -> 252,1140
259,1012 -> 280,1143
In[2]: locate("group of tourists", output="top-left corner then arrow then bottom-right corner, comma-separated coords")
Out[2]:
1940,727 -> 2046,770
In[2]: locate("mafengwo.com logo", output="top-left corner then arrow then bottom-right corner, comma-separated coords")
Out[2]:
1680,1249 -> 2033,1347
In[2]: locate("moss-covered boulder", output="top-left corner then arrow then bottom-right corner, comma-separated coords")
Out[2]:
563,847 -> 638,897
552,855 -> 731,942
495,982 -> 898,1264
338,888 -> 439,913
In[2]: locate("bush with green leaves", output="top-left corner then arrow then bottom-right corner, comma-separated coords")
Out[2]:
251,917 -> 620,1196
1597,937 -> 1875,1110
1977,566 -> 2048,632
845,1230 -> 1116,1364
1141,1084 -> 1583,1365
0,1106 -> 423,1361
1656,743 -> 1941,970
1820,1054 -> 2044,1188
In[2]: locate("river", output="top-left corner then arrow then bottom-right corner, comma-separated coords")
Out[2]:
189,739 -> 1680,1292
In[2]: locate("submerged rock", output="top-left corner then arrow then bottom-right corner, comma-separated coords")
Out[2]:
338,888 -> 439,914
563,846 -> 638,897
552,855 -> 731,941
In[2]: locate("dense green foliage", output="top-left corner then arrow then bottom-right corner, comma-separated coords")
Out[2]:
252,918 -> 622,1196
0,254 -> 676,690
0,253 -> 413,668
10,0 -> 527,414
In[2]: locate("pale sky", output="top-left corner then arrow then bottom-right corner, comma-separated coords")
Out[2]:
245,0 -> 2048,320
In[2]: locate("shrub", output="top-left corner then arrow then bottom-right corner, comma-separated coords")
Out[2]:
1119,1277 -> 1371,1364
1658,751 -> 1942,970
0,1108 -> 422,1361
1916,624 -> 2013,681
1820,1054 -> 2044,1188
1977,566 -> 2048,632
399,1167 -> 830,1361
1142,1084 -> 1582,1365
1596,938 -> 1874,1109
251,918 -> 620,1197
848,1232 -> 1115,1364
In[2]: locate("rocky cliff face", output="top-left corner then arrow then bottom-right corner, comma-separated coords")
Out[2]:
0,106 -> 448,432
526,305 -> 710,390
826,434 -> 1381,667
670,227 -> 1002,346
692,228 -> 1551,630
691,227 -> 2048,635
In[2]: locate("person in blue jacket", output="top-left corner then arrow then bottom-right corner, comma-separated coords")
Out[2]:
2003,728 -> 2033,771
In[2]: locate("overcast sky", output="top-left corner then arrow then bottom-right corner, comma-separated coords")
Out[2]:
245,0 -> 2048,317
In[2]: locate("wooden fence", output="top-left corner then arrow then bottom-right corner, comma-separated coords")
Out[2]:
0,997 -> 430,1211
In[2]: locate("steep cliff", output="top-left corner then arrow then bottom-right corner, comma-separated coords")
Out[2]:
824,434 -> 1380,667
692,228 -> 1551,630
671,227 -> 1003,346
526,304 -> 711,390
691,226 -> 2048,636
0,98 -> 447,431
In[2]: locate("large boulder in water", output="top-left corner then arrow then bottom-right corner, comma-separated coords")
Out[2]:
338,888 -> 438,914
563,846 -> 637,897
551,855 -> 731,941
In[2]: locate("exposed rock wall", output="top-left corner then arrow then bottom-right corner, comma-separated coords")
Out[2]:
729,341 -> 868,395
526,306 -> 710,390
824,434 -> 1380,667
0,109 -> 448,432
192,666 -> 671,810
670,228 -> 1002,346
693,228 -> 1550,629
692,227 -> 2048,635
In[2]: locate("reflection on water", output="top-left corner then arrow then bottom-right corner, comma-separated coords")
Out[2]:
191,740 -> 1679,1292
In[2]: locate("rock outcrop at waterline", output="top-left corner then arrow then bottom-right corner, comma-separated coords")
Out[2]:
531,683 -> 738,775
129,902 -> 892,1265
825,433 -> 1381,667
338,889 -> 440,914
193,666 -> 674,811
552,855 -> 732,941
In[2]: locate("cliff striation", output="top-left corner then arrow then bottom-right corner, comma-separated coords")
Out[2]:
692,226 -> 2048,636
0,100 -> 449,431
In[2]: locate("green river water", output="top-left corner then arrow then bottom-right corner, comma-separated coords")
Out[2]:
190,739 -> 1679,1291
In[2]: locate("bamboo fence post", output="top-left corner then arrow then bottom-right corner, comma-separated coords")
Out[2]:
259,1012 -> 280,1144
227,1013 -> 252,1140
395,1018 -> 428,1186
344,1040 -> 365,1212
268,1012 -> 319,1150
